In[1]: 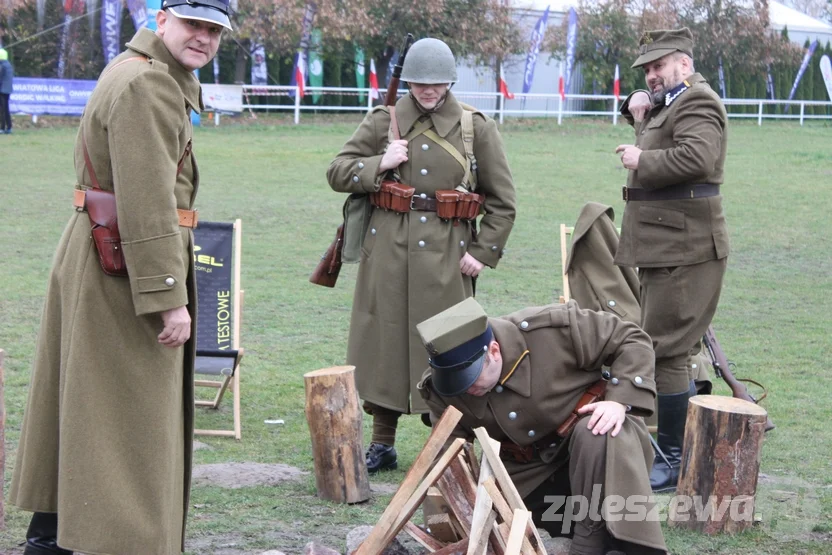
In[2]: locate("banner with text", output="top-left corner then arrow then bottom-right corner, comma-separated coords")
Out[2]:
202,84 -> 243,112
522,5 -> 549,94
101,0 -> 123,64
10,78 -> 96,116
194,221 -> 235,353
146,0 -> 161,31
563,7 -> 578,95
126,0 -> 147,30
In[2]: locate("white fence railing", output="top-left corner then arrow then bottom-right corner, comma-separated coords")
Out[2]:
239,85 -> 832,126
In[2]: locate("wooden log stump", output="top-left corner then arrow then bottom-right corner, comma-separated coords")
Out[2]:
303,365 -> 370,504
668,395 -> 767,534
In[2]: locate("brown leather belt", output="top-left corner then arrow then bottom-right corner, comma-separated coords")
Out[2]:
623,183 -> 720,202
410,195 -> 437,212
500,379 -> 607,464
73,189 -> 198,228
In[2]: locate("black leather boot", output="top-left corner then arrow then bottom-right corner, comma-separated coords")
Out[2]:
23,513 -> 72,555
365,442 -> 398,473
23,538 -> 73,555
649,382 -> 695,493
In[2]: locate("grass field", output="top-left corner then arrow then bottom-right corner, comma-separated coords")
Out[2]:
0,116 -> 831,554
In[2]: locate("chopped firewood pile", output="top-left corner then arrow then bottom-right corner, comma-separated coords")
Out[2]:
354,406 -> 548,555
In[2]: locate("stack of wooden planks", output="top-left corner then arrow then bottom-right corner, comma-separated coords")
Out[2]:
354,406 -> 548,555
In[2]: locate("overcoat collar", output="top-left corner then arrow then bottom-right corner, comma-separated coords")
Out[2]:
395,91 -> 464,139
126,28 -> 204,113
448,317 -> 531,419
490,318 -> 532,398
565,202 -> 615,270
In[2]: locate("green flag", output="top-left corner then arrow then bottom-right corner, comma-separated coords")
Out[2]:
355,46 -> 366,103
309,29 -> 324,104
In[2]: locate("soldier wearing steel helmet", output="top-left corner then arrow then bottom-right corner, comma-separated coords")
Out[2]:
9,1 -> 230,553
327,37 -> 516,473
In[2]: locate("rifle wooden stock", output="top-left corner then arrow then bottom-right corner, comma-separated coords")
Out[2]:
309,224 -> 344,288
311,34 -> 413,289
385,34 -> 414,107
556,379 -> 607,437
703,325 -> 775,431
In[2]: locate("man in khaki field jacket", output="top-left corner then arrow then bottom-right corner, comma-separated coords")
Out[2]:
9,2 -> 230,554
614,28 -> 729,493
417,299 -> 667,555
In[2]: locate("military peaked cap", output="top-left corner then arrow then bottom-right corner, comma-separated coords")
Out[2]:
417,298 -> 493,397
632,28 -> 693,68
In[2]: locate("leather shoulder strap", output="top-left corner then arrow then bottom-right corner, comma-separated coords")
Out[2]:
388,105 -> 401,142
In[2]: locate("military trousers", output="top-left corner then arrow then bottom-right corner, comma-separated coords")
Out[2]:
524,423 -> 605,543
639,258 -> 727,394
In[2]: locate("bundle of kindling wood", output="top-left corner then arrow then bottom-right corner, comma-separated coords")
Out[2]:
354,406 -> 548,555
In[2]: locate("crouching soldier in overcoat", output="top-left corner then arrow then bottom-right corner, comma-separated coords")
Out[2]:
417,298 -> 668,555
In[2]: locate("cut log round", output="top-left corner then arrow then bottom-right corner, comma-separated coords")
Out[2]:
668,395 -> 767,534
303,365 -> 370,504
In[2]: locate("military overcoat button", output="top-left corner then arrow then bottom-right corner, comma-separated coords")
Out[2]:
418,240 -> 426,247
460,241 -> 465,247
635,376 -> 643,384
611,378 -> 619,385
491,245 -> 498,251
608,300 -> 616,307
352,175 -> 359,183
519,321 -> 529,329
494,385 -> 503,393
371,228 -> 377,235
165,277 -> 175,287
420,169 -> 428,176
358,162 -> 365,169
420,193 -> 427,199
602,370 -> 611,380
692,363 -> 698,369
508,411 -> 517,420
422,144 -> 429,151
528,430 -> 536,438
420,216 -> 427,223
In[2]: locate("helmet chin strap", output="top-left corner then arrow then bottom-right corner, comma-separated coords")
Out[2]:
410,83 -> 454,114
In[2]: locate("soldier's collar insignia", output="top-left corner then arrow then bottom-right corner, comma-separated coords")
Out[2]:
665,81 -> 689,106
641,32 -> 653,45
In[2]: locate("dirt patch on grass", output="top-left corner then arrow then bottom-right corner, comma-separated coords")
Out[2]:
192,463 -> 309,489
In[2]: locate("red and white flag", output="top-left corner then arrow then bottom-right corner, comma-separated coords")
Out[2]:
613,64 -> 621,101
369,59 -> 380,100
499,63 -> 514,99
558,61 -> 565,101
294,54 -> 306,98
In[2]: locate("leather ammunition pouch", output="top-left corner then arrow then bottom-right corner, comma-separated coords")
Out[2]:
435,190 -> 484,221
370,180 -> 416,213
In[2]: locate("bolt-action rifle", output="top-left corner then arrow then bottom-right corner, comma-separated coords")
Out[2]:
310,33 -> 415,287
702,325 -> 775,432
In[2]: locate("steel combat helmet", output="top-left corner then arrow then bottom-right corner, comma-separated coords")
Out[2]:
400,38 -> 457,84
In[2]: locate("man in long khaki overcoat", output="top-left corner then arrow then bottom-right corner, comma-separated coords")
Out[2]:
9,3 -> 231,554
327,38 -> 516,473
416,298 -> 667,554
614,28 -> 729,492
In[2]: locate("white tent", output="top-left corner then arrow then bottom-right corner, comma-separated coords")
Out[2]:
769,1 -> 832,46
